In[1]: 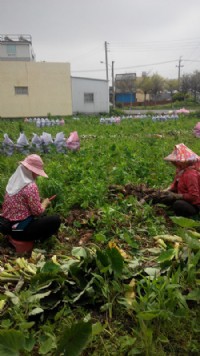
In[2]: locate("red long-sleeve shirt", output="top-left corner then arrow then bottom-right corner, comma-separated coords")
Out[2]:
170,167 -> 200,206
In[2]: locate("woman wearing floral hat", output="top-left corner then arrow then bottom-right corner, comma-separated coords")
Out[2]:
2,154 -> 61,242
163,143 -> 200,217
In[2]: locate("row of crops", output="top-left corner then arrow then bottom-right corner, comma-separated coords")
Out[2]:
0,114 -> 199,355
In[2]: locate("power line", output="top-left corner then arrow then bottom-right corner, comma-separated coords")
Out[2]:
115,60 -> 177,70
72,59 -> 177,73
110,37 -> 200,46
184,59 -> 200,62
69,44 -> 104,62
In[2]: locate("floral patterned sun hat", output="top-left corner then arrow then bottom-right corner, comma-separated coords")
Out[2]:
20,154 -> 48,177
164,143 -> 200,163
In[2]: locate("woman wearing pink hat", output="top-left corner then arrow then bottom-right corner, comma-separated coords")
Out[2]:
2,154 -> 61,242
163,143 -> 200,217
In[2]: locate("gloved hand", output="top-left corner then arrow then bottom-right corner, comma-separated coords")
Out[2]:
41,198 -> 51,210
167,192 -> 183,200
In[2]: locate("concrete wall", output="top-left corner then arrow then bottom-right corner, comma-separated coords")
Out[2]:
0,61 -> 72,118
71,77 -> 109,114
136,90 -> 150,103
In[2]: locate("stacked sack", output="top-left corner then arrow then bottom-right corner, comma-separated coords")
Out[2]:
1,134 -> 15,156
0,131 -> 80,156
24,117 -> 65,127
152,113 -> 179,122
100,116 -> 121,124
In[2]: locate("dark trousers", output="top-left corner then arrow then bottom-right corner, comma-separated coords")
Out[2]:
172,200 -> 199,217
11,215 -> 61,242
158,195 -> 199,217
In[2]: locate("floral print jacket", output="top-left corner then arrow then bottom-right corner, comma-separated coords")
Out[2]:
2,182 -> 44,221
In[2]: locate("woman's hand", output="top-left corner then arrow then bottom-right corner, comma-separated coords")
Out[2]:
41,198 -> 51,210
162,186 -> 171,192
168,192 -> 183,200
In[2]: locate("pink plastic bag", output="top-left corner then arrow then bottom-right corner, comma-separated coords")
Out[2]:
59,118 -> 65,126
193,122 -> 200,137
66,131 -> 80,151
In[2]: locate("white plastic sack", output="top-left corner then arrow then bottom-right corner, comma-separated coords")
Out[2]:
40,118 -> 45,127
3,134 -> 14,146
16,133 -> 29,147
40,132 -> 53,145
40,132 -> 53,153
36,118 -> 41,128
54,132 -> 66,153
31,133 -> 42,151
54,132 -> 65,144
50,120 -> 55,126
2,134 -> 14,156
16,132 -> 30,154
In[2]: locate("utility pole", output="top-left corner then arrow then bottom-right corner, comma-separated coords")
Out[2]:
104,41 -> 109,82
176,56 -> 184,90
112,61 -> 115,108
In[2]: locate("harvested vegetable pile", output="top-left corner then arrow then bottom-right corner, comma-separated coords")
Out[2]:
108,183 -> 176,204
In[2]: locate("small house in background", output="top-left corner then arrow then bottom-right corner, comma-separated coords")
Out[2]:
115,73 -> 136,107
0,34 -> 35,61
71,77 -> 109,114
136,89 -> 150,103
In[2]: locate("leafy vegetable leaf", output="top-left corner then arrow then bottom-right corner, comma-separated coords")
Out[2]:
137,311 -> 160,320
182,233 -> 200,250
170,216 -> 200,228
72,247 -> 88,260
107,247 -> 124,275
157,249 -> 176,263
40,261 -> 61,273
186,289 -> 200,301
56,320 -> 92,356
0,330 -> 25,356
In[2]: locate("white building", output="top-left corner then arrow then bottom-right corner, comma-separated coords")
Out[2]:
71,77 -> 109,114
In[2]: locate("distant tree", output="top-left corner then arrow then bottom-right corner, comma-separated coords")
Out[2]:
172,92 -> 187,102
190,71 -> 200,102
180,74 -> 191,98
136,76 -> 152,106
150,74 -> 165,104
165,78 -> 179,98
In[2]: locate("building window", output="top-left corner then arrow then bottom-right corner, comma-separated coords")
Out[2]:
15,86 -> 29,95
7,44 -> 16,56
84,93 -> 94,103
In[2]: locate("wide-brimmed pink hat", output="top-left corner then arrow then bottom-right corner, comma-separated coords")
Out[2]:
20,154 -> 48,178
164,143 -> 199,163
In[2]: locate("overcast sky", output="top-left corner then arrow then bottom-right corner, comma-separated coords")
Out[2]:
1,0 -> 200,82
